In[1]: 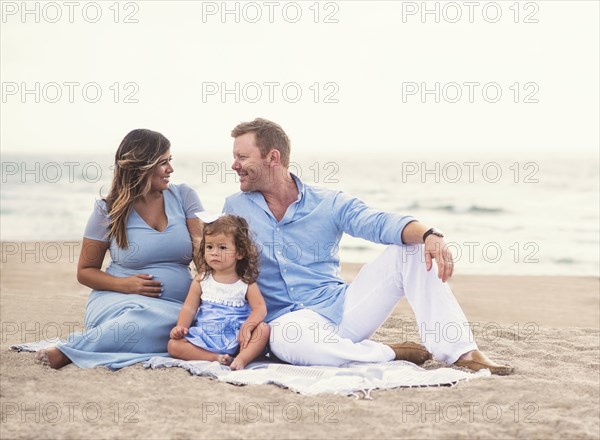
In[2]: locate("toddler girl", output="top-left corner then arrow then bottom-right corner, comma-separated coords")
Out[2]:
168,215 -> 269,370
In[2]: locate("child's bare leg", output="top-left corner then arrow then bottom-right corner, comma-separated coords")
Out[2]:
168,339 -> 232,365
36,347 -> 72,369
231,323 -> 270,370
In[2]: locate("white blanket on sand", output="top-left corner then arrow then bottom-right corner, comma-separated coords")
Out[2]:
11,339 -> 490,398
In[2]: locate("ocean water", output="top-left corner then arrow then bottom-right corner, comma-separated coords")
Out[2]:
1,152 -> 598,276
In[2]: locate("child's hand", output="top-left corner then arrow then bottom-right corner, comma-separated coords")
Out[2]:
170,326 -> 188,339
238,323 -> 253,349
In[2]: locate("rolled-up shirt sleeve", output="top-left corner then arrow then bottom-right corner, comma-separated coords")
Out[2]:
332,191 -> 416,245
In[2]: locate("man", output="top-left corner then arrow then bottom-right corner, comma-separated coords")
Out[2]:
223,118 -> 512,375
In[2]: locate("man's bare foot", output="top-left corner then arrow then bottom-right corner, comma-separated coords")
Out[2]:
217,354 -> 232,366
230,358 -> 246,370
35,348 -> 72,369
455,350 -> 513,375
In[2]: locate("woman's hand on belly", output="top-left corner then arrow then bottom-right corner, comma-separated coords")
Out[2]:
121,274 -> 163,297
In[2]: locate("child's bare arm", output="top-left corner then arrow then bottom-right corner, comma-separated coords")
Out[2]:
238,283 -> 268,348
170,276 -> 202,339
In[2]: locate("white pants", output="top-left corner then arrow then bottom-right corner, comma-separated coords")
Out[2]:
269,245 -> 477,366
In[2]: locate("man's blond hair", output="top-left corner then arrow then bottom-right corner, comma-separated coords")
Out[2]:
231,118 -> 291,167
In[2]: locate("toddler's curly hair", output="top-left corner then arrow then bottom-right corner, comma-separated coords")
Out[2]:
194,215 -> 260,284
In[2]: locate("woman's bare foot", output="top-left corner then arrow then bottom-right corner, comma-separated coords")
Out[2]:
217,354 -> 232,366
35,348 -> 72,369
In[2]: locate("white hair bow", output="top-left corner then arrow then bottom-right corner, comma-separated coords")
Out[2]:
194,211 -> 225,224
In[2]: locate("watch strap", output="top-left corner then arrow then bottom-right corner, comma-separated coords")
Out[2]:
423,227 -> 443,242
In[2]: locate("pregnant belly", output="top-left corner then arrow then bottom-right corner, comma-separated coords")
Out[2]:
106,263 -> 193,303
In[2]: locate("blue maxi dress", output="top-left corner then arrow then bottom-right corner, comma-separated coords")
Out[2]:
56,183 -> 203,369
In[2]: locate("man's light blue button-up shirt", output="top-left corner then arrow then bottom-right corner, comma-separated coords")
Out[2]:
223,175 -> 416,324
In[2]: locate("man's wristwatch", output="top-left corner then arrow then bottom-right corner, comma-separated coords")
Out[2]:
423,227 -> 444,242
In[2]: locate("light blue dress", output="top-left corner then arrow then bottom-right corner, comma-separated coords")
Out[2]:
56,184 -> 203,369
185,274 -> 251,355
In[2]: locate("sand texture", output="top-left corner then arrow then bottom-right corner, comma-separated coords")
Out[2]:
1,243 -> 598,439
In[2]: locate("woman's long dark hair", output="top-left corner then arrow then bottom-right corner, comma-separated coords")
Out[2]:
104,129 -> 170,248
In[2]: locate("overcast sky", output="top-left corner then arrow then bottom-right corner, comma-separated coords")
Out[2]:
1,1 -> 598,155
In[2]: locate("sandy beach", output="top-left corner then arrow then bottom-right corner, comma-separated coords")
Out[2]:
1,242 -> 598,439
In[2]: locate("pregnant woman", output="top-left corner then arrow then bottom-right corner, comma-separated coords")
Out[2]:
37,129 -> 203,369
